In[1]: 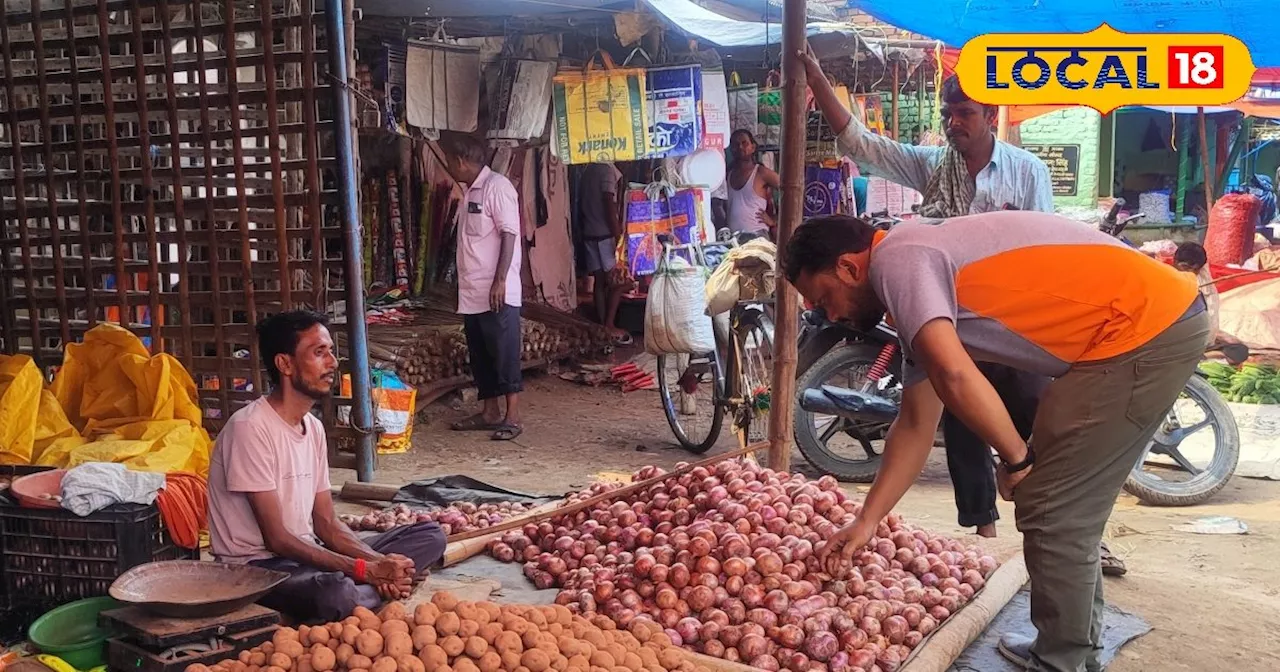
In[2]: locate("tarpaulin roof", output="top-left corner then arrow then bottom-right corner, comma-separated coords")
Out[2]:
850,0 -> 1280,67
644,0 -> 855,48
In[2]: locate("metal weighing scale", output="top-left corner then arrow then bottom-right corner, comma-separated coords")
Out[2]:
100,604 -> 280,672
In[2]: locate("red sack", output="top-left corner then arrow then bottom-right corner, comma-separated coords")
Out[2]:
1204,193 -> 1261,265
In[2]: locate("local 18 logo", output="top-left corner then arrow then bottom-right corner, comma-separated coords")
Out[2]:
954,24 -> 1255,113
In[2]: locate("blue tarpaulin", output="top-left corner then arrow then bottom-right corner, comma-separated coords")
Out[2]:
848,0 -> 1280,67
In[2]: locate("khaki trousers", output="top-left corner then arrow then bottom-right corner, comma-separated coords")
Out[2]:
1015,312 -> 1210,672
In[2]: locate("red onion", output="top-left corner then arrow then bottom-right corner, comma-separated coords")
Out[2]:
803,631 -> 839,662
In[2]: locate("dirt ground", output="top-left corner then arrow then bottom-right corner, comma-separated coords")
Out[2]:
332,372 -> 1280,671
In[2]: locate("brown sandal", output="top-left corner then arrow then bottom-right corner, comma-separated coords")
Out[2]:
1101,541 -> 1127,576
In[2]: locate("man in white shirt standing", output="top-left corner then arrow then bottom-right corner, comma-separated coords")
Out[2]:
800,52 -> 1060,546
443,133 -> 525,441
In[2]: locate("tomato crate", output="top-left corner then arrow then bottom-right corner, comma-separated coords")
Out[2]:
0,501 -> 197,611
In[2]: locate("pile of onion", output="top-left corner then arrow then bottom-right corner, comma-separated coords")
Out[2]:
342,501 -> 536,535
486,460 -> 997,672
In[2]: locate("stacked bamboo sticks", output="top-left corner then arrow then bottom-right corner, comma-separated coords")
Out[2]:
338,297 -> 613,388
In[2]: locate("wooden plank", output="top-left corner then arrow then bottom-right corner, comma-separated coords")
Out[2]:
339,481 -> 402,502
4,84 -> 330,123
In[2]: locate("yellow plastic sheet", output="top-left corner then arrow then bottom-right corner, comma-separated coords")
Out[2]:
0,324 -> 212,476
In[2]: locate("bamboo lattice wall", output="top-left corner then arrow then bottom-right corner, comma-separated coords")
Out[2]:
0,0 -> 355,437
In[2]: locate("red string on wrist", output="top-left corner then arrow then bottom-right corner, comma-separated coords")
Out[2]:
353,558 -> 367,582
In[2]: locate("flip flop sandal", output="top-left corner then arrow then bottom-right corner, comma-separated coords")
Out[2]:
490,424 -> 524,441
450,413 -> 502,431
1100,541 -> 1128,576
611,332 -> 635,346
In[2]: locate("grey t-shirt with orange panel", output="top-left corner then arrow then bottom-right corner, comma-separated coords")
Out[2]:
869,212 -> 1200,387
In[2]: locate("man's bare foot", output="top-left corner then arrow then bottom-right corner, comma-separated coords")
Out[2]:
976,523 -> 997,538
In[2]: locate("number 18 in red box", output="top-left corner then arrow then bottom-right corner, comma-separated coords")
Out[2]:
1168,46 -> 1225,88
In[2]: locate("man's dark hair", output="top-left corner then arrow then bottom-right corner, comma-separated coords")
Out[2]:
941,74 -> 993,112
257,310 -> 330,386
730,128 -> 758,146
440,132 -> 488,166
783,215 -> 878,284
1175,241 -> 1208,269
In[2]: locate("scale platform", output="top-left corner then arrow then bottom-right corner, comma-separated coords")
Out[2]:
101,604 -> 280,672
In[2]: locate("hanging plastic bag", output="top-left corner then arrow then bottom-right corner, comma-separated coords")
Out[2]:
341,370 -> 417,455
758,72 -> 783,147
645,248 -> 716,355
623,182 -> 706,276
552,50 -> 650,164
727,72 -> 758,137
405,39 -> 481,132
701,69 -> 731,151
645,62 -> 704,158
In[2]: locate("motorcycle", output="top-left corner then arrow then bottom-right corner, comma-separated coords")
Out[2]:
792,202 -> 1242,505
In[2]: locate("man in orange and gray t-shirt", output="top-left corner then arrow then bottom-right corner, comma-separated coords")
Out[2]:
792,211 -> 1207,672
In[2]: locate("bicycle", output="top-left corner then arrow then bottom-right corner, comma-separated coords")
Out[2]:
655,233 -> 776,453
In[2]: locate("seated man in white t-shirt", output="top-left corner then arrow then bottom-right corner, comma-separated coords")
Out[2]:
207,311 -> 445,622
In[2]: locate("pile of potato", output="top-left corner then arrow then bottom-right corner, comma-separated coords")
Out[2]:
186,591 -> 712,672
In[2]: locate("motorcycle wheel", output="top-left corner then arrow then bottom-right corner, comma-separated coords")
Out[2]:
792,342 -> 892,482
1122,375 -> 1240,506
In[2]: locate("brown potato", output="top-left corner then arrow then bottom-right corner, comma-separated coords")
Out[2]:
265,667 -> 285,672
310,627 -> 332,647
357,630 -> 386,658
477,623 -> 503,646
567,656 -> 589,671
440,635 -> 465,657
380,602 -> 409,623
464,637 -> 488,659
342,625 -> 363,647
412,625 -> 438,650
262,643 -> 276,657
480,603 -> 502,623
656,650 -> 681,670
476,652 -> 502,672
501,652 -> 522,671
431,592 -> 459,612
459,620 -> 481,639
269,654 -> 292,671
295,656 -> 313,672
249,653 -> 267,667
239,652 -> 252,664
520,650 -> 551,672
603,645 -> 626,666
435,613 -> 461,637
371,657 -> 399,672
418,645 -> 448,671
345,617 -> 363,629
621,653 -> 642,671
545,624 -> 563,638
588,652 -> 614,670
336,644 -> 356,666
311,648 -> 336,672
525,611 -> 546,628
349,656 -> 374,670
414,603 -> 440,627
385,632 -> 414,659
453,660 -> 478,672
186,666 -> 212,672
396,654 -> 426,672
550,655 -> 568,672
382,619 -> 411,638
327,623 -> 344,638
273,628 -> 300,648
278,642 -> 306,660
354,606 -> 383,632
494,632 -> 523,656
520,631 -> 540,651
430,667 -> 451,672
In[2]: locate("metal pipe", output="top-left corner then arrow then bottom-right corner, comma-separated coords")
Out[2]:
766,0 -> 806,472
326,0 -> 377,481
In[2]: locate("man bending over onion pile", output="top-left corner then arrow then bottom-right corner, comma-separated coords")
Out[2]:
791,212 -> 1207,672
207,310 -> 446,622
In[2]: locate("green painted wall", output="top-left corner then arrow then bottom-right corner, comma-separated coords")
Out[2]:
884,94 -> 939,142
1019,108 -> 1103,209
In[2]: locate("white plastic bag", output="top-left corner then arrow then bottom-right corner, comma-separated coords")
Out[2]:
645,250 -> 716,355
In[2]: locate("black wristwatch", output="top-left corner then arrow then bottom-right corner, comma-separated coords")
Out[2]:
1002,445 -> 1035,473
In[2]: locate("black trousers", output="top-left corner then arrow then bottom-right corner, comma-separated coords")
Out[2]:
942,362 -> 1049,528
251,521 -> 446,623
463,304 -> 523,400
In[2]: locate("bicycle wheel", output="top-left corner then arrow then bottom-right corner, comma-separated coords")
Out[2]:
657,351 -> 725,453
724,307 -> 774,444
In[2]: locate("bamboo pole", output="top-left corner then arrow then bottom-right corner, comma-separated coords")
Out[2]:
768,0 -> 807,472
996,106 -> 1011,142
1197,107 -> 1215,215
891,61 -> 900,141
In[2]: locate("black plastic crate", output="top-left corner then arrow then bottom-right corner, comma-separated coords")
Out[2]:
0,500 -> 197,610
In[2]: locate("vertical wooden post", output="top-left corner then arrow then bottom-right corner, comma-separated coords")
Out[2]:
1197,107 -> 1214,215
997,106 -> 1011,142
891,61 -> 900,141
767,0 -> 807,472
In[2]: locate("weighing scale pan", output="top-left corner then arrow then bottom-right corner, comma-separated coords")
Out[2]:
110,561 -> 289,618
